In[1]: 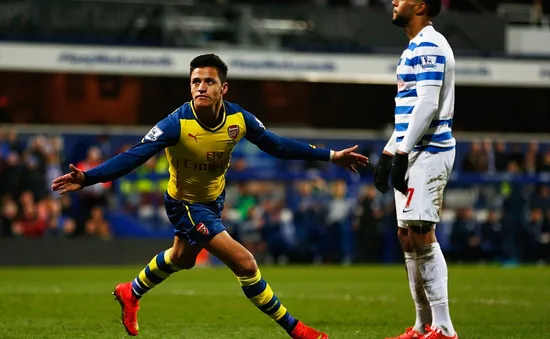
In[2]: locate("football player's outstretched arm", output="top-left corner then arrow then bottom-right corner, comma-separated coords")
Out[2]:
242,110 -> 369,173
52,112 -> 181,194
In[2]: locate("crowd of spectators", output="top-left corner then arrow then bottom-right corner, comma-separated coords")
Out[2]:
1,130 -> 548,266
0,130 -> 112,240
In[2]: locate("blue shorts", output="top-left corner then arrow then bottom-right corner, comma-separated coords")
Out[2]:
164,191 -> 226,245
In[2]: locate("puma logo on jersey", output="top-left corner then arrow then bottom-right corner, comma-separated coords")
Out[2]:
188,132 -> 199,142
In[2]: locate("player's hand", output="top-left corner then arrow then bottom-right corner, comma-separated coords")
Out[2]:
391,152 -> 409,195
331,145 -> 370,173
51,164 -> 86,194
373,152 -> 393,194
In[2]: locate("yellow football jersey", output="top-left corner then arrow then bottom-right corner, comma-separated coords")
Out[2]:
83,100 -> 331,203
164,101 -> 246,202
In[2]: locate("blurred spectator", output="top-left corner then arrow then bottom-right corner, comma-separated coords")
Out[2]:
45,152 -> 63,198
76,146 -> 111,234
461,140 -> 489,172
12,202 -> 47,238
523,140 -> 541,173
354,184 -> 384,263
482,138 -> 496,173
291,180 -> 329,263
85,206 -> 112,240
520,207 -> 550,262
0,197 -> 18,237
531,185 -> 550,210
6,130 -> 23,154
450,207 -> 482,262
20,152 -> 46,200
508,143 -> 526,170
539,149 -> 550,172
494,141 -> 509,172
42,197 -> 76,237
261,197 -> 296,265
229,182 -> 264,257
323,180 -> 355,264
0,151 -> 23,198
479,209 -> 503,261
119,155 -> 167,225
500,171 -> 529,263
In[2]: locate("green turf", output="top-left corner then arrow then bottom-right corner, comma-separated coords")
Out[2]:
0,265 -> 548,338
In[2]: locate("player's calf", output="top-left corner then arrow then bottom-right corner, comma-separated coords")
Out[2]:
130,248 -> 183,299
226,250 -> 301,333
204,231 -> 328,337
407,222 -> 456,338
398,227 -> 431,334
237,268 -> 328,338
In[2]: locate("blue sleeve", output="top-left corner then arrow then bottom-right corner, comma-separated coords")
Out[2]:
83,112 -> 181,186
242,110 -> 331,161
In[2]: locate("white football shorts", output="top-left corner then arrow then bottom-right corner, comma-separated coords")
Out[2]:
395,148 -> 455,228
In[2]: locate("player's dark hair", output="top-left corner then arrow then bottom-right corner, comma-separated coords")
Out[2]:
424,0 -> 442,18
189,54 -> 229,83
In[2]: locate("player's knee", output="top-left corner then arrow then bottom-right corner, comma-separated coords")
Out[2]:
397,227 -> 413,253
409,224 -> 434,235
233,253 -> 258,277
177,259 -> 196,270
169,249 -> 196,270
408,221 -> 436,253
397,227 -> 409,239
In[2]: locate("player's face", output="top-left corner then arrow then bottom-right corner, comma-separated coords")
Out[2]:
190,67 -> 228,108
392,0 -> 424,27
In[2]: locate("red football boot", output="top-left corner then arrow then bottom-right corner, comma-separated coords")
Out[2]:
112,282 -> 140,336
421,325 -> 458,339
290,321 -> 329,339
385,326 -> 426,339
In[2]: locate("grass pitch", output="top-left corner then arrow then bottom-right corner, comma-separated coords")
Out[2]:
0,265 -> 548,339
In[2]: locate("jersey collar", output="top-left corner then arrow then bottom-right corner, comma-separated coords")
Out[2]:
190,100 -> 227,132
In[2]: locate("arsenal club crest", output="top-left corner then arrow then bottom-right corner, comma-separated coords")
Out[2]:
195,222 -> 209,235
228,125 -> 240,140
